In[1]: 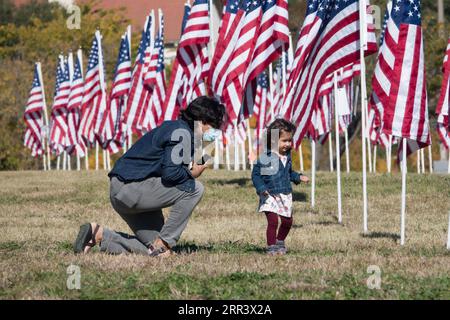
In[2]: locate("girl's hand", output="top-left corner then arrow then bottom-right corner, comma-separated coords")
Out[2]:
300,175 -> 310,183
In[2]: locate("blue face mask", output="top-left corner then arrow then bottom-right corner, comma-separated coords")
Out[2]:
202,128 -> 221,142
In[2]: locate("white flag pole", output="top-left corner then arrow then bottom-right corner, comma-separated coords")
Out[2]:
225,141 -> 231,171
311,139 -> 316,208
57,155 -> 61,170
400,138 -> 407,245
102,149 -> 107,170
345,128 -> 350,173
447,212 -> 450,250
417,151 -> 420,174
373,145 -> 377,173
387,136 -> 392,173
299,144 -> 304,172
95,141 -> 99,170
77,48 -> 89,171
328,131 -> 334,172
333,72 -> 343,223
420,148 -> 425,173
428,145 -> 433,173
241,140 -> 246,170
448,150 -> 450,174
246,119 -> 254,170
234,121 -> 240,171
360,0 -> 369,233
269,64 -> 275,120
36,62 -> 51,170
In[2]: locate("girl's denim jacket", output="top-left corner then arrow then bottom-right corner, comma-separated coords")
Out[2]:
251,150 -> 302,195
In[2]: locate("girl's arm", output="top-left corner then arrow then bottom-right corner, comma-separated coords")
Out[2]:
289,160 -> 303,185
251,161 -> 268,194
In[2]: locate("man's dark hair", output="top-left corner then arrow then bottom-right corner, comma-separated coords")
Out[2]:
266,118 -> 296,150
180,96 -> 227,130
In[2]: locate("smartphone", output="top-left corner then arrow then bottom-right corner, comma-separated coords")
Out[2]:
201,154 -> 212,165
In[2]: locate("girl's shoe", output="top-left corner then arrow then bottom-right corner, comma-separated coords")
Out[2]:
266,245 -> 280,256
275,240 -> 287,255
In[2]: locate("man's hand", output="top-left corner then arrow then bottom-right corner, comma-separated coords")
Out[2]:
300,175 -> 310,183
190,162 -> 208,178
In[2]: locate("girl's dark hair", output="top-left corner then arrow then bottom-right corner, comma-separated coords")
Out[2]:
180,96 -> 227,130
266,118 -> 296,150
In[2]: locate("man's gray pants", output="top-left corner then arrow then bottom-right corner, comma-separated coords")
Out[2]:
100,177 -> 204,255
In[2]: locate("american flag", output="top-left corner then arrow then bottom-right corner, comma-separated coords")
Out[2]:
216,0 -> 263,121
267,56 -> 288,123
162,0 -> 210,122
79,30 -> 108,147
139,10 -> 166,132
381,0 -> 431,159
49,55 -> 70,155
436,37 -> 450,149
253,72 -> 271,151
310,93 -> 332,144
368,1 -> 392,147
246,0 -> 289,85
368,106 -> 389,148
66,51 -> 86,157
122,14 -> 154,135
282,0 -> 377,148
161,2 -> 191,122
101,32 -> 132,154
24,64 -> 46,157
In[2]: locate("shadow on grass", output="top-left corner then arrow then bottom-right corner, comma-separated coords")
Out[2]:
208,178 -> 250,187
293,192 -> 307,202
361,231 -> 400,242
173,241 -> 266,254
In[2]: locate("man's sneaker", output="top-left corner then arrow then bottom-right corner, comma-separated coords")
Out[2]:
266,245 -> 279,256
275,240 -> 287,255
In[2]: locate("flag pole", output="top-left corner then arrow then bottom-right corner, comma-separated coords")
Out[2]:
241,139 -> 246,170
428,145 -> 433,173
95,141 -> 99,170
36,62 -> 51,170
299,144 -> 304,171
400,138 -> 407,245
373,145 -> 377,173
360,0 -> 368,233
225,140 -> 231,171
345,128 -> 350,173
417,150 -> 420,173
269,64 -> 275,121
420,148 -> 425,173
448,150 -> 450,174
246,119 -> 253,170
311,139 -> 316,208
234,120 -> 239,171
447,212 -> 450,250
77,48 -> 89,171
333,72 -> 343,223
387,135 -> 392,173
328,131 -> 334,172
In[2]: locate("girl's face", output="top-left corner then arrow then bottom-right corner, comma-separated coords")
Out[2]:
278,130 -> 293,155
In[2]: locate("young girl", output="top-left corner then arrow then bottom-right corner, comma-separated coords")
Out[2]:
251,119 -> 309,255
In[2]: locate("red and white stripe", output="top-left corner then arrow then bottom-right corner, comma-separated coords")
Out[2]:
162,0 -> 210,122
436,37 -> 450,150
49,56 -> 70,155
24,64 -> 46,157
282,1 -> 377,148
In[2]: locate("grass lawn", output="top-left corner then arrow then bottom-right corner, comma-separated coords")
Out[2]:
0,169 -> 449,299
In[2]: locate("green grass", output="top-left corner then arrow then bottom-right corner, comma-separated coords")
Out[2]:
0,170 -> 449,299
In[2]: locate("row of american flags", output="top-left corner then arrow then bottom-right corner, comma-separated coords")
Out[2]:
23,0 -> 450,169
